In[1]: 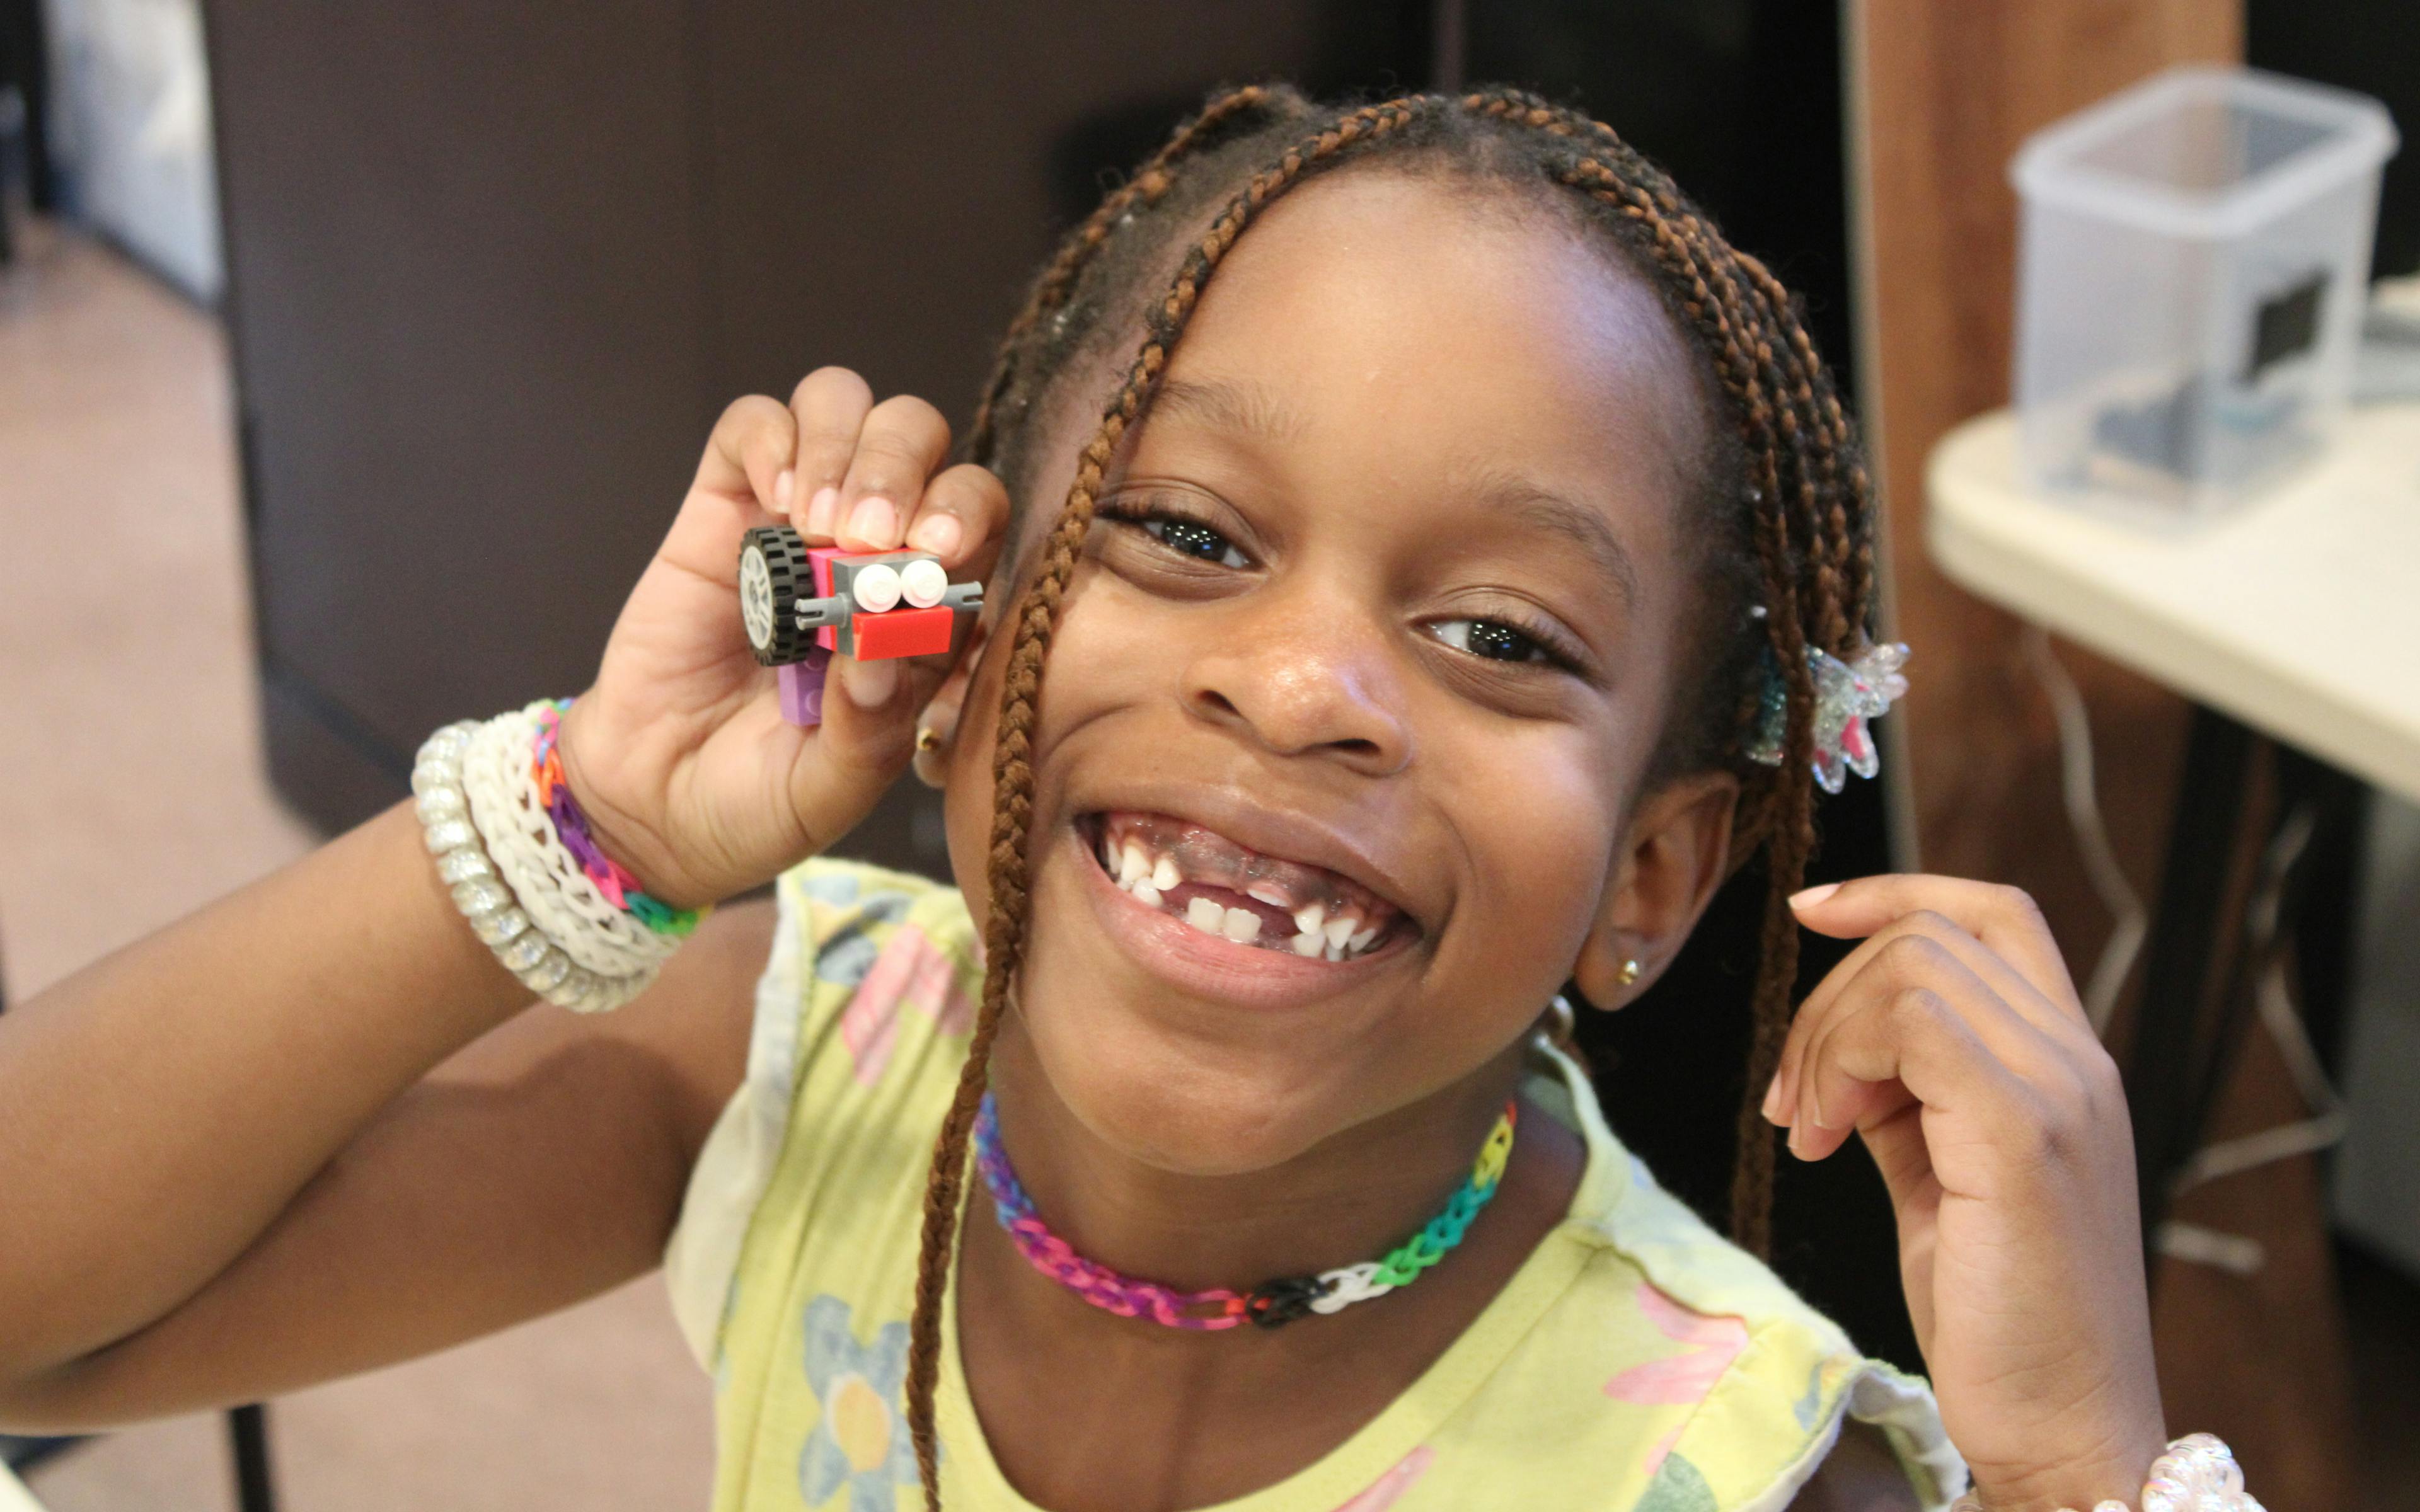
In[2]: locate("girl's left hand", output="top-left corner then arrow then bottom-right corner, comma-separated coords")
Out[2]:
1769,875 -> 2166,1512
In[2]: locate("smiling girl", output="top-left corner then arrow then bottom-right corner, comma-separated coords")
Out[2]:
0,88 -> 2205,1512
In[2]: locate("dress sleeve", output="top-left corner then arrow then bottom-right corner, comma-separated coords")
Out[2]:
661,858 -> 934,1372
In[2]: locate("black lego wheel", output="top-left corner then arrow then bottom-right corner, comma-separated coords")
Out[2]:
738,525 -> 814,665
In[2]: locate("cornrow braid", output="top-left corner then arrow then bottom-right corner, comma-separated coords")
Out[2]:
904,84 -> 1881,1503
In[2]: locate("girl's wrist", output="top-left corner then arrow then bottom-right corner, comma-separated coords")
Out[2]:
552,696 -> 718,912
1961,1424 -> 2199,1512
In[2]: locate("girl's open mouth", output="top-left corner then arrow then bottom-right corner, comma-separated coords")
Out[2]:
1077,810 -> 1409,963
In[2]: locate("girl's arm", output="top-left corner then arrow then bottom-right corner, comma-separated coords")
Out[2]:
0,807 -> 763,1426
0,368 -> 1008,1428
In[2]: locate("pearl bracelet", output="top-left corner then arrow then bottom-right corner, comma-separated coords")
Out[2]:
1949,1435 -> 2262,1512
413,717 -> 659,1013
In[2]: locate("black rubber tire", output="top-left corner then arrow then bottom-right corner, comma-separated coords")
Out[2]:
739,525 -> 815,665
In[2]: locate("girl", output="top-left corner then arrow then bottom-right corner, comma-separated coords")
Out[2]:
1,88 -> 2205,1512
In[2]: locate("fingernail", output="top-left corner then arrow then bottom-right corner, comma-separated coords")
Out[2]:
1786,1121 -> 1807,1159
804,487 -> 840,539
773,468 -> 795,513
846,496 -> 899,547
1760,1074 -> 1782,1124
1789,882 -> 1840,910
908,513 -> 962,560
842,655 -> 897,709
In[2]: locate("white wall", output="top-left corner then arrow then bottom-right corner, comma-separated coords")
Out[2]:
42,0 -> 220,300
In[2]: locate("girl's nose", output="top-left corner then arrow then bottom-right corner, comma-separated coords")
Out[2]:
1178,595 -> 1413,777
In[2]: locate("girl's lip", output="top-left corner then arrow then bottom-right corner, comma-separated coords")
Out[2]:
1066,825 -> 1408,1012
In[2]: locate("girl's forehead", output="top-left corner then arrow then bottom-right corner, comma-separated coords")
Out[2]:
1144,168 -> 1708,500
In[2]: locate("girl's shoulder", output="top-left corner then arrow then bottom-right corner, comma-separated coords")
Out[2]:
1493,1051 -> 1965,1511
663,854 -> 980,1371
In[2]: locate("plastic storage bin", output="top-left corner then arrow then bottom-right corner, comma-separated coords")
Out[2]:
2012,66 -> 2397,515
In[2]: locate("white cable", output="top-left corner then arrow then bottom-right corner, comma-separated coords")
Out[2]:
2021,625 -> 2147,1036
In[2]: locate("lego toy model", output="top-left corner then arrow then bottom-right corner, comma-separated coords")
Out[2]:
738,525 -> 983,728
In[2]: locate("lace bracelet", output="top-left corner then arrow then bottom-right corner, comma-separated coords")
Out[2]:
414,704 -> 701,1012
1950,1435 -> 2262,1512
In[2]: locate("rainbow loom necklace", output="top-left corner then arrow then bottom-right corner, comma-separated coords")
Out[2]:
971,1093 -> 1518,1331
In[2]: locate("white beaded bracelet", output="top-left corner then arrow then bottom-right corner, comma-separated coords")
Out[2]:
1949,1435 -> 2262,1512
413,717 -> 660,1013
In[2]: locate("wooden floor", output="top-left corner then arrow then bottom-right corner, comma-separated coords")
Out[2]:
0,225 -> 715,1510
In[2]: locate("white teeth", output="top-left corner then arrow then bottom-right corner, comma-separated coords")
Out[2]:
1220,907 -> 1262,943
1324,916 -> 1354,949
1132,883 -> 1161,907
1349,927 -> 1378,953
1291,931 -> 1324,956
1325,942 -> 1345,961
1185,896 -> 1225,935
1293,903 -> 1325,936
1247,883 -> 1289,907
1151,856 -> 1180,893
1118,843 -> 1149,888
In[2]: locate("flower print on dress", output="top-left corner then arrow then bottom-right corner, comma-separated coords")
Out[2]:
798,1295 -> 919,1511
1328,1446 -> 1434,1511
839,925 -> 975,1085
1605,1281 -> 1749,1407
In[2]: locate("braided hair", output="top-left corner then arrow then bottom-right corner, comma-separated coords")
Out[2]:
906,86 -> 1877,1506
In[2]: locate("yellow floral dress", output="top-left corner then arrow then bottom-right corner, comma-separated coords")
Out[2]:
664,858 -> 1967,1511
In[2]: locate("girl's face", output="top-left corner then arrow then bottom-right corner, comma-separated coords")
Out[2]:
943,168 -> 1720,1174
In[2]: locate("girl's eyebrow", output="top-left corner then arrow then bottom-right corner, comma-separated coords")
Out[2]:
1461,467 -> 1640,611
1151,377 -> 1310,445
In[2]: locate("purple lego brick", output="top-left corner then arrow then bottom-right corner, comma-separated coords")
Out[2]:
778,648 -> 833,728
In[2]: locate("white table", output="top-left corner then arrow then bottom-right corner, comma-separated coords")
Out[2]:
1928,404 -> 2420,806
1927,402 -> 2420,1244
1,1461 -> 46,1511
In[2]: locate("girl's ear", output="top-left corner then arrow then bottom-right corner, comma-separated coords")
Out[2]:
911,609 -> 994,789
1572,770 -> 1739,1007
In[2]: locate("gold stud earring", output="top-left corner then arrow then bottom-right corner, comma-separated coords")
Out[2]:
914,724 -> 942,754
1616,958 -> 1641,988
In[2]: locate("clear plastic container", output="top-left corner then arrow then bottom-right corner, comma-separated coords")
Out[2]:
2012,66 -> 2398,516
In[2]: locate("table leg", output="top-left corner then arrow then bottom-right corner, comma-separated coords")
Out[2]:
227,1404 -> 275,1512
2126,705 -> 2258,1252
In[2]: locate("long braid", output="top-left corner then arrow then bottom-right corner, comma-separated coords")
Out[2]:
1456,93 -> 1882,1251
904,96 -> 1443,1508
904,84 -> 1881,1502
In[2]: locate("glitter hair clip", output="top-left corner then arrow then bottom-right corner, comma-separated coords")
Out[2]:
1744,638 -> 1910,794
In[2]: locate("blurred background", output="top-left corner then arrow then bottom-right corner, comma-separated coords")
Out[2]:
2,1 -> 2416,1508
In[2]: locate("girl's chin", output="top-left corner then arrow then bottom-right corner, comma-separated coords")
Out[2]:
1008,1000 -> 1364,1177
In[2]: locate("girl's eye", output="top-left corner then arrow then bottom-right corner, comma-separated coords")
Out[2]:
1141,517 -> 1248,568
1431,617 -> 1553,665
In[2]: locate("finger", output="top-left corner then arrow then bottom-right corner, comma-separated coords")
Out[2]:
1773,926 -> 2053,1131
836,394 -> 952,551
789,368 -> 877,540
1795,907 -> 2080,1063
902,462 -> 1011,573
691,394 -> 798,513
1792,980 -> 2033,1172
1791,874 -> 2080,1019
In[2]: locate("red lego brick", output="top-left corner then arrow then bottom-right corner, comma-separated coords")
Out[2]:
851,607 -> 955,660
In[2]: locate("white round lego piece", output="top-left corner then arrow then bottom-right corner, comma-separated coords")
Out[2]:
901,556 -> 948,609
851,562 -> 902,612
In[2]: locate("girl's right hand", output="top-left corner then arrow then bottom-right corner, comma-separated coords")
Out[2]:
553,367 -> 1009,908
